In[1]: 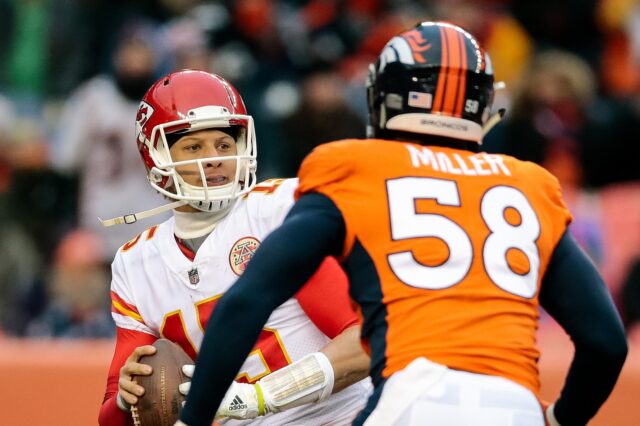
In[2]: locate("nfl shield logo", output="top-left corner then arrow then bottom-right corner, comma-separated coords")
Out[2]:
188,268 -> 200,285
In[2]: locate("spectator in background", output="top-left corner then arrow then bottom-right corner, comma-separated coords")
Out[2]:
26,229 -> 113,338
510,0 -> 603,66
598,0 -> 640,95
159,15 -> 213,72
280,69 -> 365,176
501,50 -> 603,261
492,50 -> 596,166
0,96 -> 43,336
0,96 -> 15,208
51,21 -> 169,261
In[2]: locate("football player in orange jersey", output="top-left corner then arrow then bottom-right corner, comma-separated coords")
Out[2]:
179,23 -> 627,426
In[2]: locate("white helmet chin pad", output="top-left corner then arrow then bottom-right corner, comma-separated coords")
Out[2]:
175,170 -> 237,213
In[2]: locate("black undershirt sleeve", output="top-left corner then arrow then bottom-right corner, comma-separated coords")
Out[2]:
539,231 -> 628,426
180,193 -> 345,426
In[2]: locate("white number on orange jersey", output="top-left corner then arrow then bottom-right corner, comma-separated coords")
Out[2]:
387,178 -> 472,289
481,186 -> 540,297
386,178 -> 541,298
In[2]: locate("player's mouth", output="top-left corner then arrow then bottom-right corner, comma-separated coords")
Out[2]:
205,175 -> 228,186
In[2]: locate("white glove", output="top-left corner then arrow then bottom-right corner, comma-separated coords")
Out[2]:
215,381 -> 265,419
179,365 -> 263,420
175,366 -> 193,426
179,364 -> 195,397
179,352 -> 334,421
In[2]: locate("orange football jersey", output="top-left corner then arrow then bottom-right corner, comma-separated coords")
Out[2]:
295,139 -> 573,396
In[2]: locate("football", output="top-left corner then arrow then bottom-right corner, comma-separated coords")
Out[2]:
131,339 -> 193,426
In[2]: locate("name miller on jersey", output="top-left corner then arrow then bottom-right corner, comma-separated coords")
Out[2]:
406,145 -> 511,176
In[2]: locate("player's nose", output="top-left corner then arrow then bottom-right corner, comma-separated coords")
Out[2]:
201,143 -> 224,167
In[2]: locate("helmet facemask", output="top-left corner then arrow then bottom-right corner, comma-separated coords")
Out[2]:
143,106 -> 257,212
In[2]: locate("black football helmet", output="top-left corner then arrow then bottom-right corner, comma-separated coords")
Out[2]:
367,22 -> 496,143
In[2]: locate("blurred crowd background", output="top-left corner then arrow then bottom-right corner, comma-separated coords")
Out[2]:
0,0 -> 638,339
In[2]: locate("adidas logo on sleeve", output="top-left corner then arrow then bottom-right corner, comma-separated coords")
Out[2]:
229,395 -> 248,411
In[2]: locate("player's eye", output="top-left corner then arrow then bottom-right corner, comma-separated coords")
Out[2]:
185,143 -> 201,152
216,142 -> 232,152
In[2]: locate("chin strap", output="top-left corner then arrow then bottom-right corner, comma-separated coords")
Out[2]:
99,200 -> 188,227
482,81 -> 507,137
482,108 -> 506,136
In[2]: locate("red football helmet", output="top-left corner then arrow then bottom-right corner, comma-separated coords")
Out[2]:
135,70 -> 257,213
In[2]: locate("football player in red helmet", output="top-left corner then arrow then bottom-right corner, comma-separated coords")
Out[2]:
179,23 -> 627,426
101,70 -> 257,226
98,71 -> 372,426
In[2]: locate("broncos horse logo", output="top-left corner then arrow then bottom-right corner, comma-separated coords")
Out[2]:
402,29 -> 432,64
378,31 -> 433,72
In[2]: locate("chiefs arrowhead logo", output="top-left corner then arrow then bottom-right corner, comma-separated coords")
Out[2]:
229,236 -> 261,276
136,101 -> 155,128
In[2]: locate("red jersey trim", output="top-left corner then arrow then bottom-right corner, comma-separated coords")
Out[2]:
111,291 -> 144,324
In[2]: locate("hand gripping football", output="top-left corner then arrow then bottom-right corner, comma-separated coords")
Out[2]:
131,339 -> 193,426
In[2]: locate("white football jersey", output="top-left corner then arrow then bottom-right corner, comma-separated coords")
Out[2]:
110,178 -> 370,425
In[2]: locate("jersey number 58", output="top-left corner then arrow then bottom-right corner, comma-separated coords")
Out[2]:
386,177 -> 541,298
